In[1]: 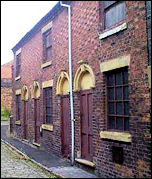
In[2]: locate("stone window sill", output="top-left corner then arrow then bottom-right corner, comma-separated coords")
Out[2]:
15,120 -> 21,126
99,22 -> 127,40
41,61 -> 52,69
41,124 -> 53,131
15,76 -> 21,81
100,131 -> 131,143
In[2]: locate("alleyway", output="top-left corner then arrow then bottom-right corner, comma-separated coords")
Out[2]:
1,141 -> 54,178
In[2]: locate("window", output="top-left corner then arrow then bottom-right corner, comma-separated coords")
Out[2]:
101,1 -> 126,29
16,53 -> 21,77
16,95 -> 21,121
44,87 -> 53,123
107,67 -> 129,131
43,29 -> 52,62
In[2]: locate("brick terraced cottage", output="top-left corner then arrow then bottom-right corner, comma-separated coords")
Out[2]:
1,61 -> 13,111
11,1 -> 151,178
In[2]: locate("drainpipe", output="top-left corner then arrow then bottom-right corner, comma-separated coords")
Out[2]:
60,1 -> 75,166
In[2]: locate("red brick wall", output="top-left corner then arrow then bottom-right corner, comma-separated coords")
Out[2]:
1,61 -> 13,111
12,1 -> 151,178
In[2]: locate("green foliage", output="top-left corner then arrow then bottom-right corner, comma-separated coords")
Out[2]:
1,107 -> 11,120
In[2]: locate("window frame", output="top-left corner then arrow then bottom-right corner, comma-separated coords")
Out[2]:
100,1 -> 126,31
106,67 -> 129,132
43,29 -> 52,62
16,95 -> 21,121
43,87 -> 53,124
16,53 -> 21,77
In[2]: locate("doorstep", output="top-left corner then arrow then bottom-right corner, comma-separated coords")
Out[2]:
33,142 -> 41,147
75,158 -> 96,168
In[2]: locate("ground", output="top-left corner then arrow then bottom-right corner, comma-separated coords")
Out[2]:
1,141 -> 56,178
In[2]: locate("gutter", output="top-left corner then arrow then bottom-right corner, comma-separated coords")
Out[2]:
60,1 -> 75,166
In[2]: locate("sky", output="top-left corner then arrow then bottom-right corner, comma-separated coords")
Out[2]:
1,1 -> 58,65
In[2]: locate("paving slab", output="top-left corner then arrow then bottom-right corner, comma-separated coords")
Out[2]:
1,121 -> 98,178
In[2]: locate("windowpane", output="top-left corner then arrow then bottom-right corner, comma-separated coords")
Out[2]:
107,68 -> 129,131
105,1 -> 126,28
124,102 -> 129,115
46,107 -> 51,114
108,117 -> 115,129
108,74 -> 114,86
124,86 -> 129,100
46,47 -> 52,59
108,87 -> 114,100
116,72 -> 122,85
124,117 -> 129,131
108,102 -> 115,114
116,117 -> 123,130
44,87 -> 53,123
116,102 -> 123,115
116,87 -> 122,100
45,34 -> 51,48
123,70 -> 128,84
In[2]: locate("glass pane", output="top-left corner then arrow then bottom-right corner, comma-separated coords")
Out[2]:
124,102 -> 129,115
124,117 -> 129,131
105,1 -> 126,28
124,86 -> 129,100
108,88 -> 114,100
116,87 -> 122,100
45,33 -> 51,47
108,74 -> 114,86
108,117 -> 115,129
46,116 -> 51,123
123,70 -> 128,84
46,47 -> 52,59
116,72 -> 122,85
46,107 -> 51,115
46,99 -> 50,106
116,117 -> 123,130
116,102 -> 123,115
108,102 -> 115,114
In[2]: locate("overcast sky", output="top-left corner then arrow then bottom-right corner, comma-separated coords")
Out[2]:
1,1 -> 58,65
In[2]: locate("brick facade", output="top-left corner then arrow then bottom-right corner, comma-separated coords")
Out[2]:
1,61 -> 13,111
11,1 -> 151,178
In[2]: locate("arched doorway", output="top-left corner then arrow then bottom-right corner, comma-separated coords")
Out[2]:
74,64 -> 95,161
21,85 -> 29,140
32,81 -> 41,144
56,71 -> 70,158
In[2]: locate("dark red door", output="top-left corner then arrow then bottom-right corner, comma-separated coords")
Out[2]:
61,95 -> 70,158
80,90 -> 93,161
23,101 -> 28,139
34,99 -> 40,143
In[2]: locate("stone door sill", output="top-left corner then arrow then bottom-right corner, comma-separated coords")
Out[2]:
33,142 -> 41,147
75,158 -> 96,168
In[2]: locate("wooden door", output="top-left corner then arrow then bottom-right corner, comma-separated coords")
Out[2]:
61,95 -> 70,158
80,90 -> 93,161
23,101 -> 28,139
34,99 -> 40,143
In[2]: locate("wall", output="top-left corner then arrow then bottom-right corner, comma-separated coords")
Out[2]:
12,1 -> 151,178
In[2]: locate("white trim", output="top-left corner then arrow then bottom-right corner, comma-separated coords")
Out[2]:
15,48 -> 22,56
99,22 -> 127,40
41,21 -> 53,34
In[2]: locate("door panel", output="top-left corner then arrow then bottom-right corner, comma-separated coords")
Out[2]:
61,95 -> 70,158
80,90 -> 93,161
24,101 -> 28,140
34,99 -> 40,143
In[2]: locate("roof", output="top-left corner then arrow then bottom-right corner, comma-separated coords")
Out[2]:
1,61 -> 13,79
12,1 -> 72,53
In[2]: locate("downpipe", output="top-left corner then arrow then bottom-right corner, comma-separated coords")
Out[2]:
60,1 -> 75,166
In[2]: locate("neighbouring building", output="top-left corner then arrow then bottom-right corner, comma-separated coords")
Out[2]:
1,61 -> 13,111
11,1 -> 151,178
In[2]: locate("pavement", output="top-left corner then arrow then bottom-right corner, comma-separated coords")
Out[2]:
1,120 -> 98,178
